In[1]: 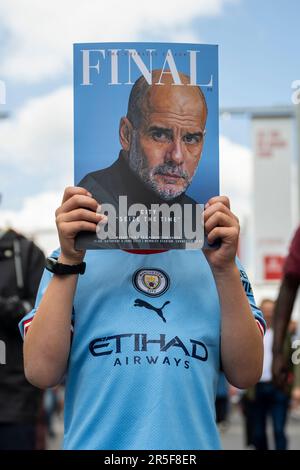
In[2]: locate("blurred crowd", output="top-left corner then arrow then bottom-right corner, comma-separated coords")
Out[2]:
216,300 -> 300,450
0,227 -> 63,449
216,224 -> 300,450
0,223 -> 300,450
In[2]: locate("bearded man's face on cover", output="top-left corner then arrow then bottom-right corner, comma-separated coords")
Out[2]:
120,71 -> 207,201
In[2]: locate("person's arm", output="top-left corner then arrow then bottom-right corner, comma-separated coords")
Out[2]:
24,186 -> 104,389
203,196 -> 263,389
272,276 -> 299,388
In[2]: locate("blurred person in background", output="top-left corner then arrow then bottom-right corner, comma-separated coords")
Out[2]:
215,371 -> 230,431
252,299 -> 293,450
239,385 -> 256,449
44,385 -> 64,440
288,320 -> 298,342
273,226 -> 300,392
292,364 -> 300,409
289,319 -> 300,410
0,204 -> 45,450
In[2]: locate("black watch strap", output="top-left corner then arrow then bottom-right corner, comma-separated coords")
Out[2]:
45,257 -> 86,275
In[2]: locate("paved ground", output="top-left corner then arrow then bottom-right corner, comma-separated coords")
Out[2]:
47,405 -> 300,450
220,405 -> 300,450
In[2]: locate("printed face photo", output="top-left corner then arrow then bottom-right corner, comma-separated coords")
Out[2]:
74,44 -> 218,208
120,71 -> 208,201
74,43 -> 218,250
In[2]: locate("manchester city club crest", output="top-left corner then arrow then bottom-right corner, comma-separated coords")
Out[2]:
132,268 -> 170,297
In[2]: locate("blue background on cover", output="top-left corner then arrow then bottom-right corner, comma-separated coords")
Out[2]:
74,42 -> 219,204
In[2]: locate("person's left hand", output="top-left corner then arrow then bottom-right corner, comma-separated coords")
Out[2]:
203,196 -> 240,274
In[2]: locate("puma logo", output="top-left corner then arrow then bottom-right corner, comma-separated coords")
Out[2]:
134,298 -> 170,323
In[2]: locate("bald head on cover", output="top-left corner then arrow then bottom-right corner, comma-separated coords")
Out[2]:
119,70 -> 207,200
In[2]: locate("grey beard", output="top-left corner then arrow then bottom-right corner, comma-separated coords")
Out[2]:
127,131 -> 192,201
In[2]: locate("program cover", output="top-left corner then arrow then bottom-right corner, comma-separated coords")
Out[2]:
74,42 -> 219,250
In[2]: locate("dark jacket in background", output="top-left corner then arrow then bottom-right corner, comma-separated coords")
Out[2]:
0,229 -> 45,423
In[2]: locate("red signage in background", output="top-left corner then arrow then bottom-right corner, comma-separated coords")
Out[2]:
256,129 -> 287,158
264,255 -> 285,280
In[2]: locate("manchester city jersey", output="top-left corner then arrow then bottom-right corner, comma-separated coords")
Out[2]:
20,249 -> 265,450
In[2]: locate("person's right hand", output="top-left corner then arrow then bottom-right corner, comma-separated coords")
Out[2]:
55,186 -> 104,265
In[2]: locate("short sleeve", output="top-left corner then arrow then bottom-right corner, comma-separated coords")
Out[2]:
18,248 -> 60,339
235,257 -> 266,336
284,227 -> 300,280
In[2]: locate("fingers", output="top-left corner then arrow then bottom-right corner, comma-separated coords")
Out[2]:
61,186 -> 91,205
56,208 -> 103,225
55,186 -> 102,243
204,211 -> 234,235
203,197 -> 240,269
56,193 -> 99,216
55,187 -> 102,263
204,200 -> 238,223
204,197 -> 239,239
206,226 -> 239,245
206,195 -> 231,210
59,221 -> 99,238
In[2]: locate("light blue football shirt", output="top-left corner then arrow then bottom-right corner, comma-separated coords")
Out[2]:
20,249 -> 265,450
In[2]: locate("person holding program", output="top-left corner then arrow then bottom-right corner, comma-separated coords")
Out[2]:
76,70 -> 207,250
20,72 -> 265,450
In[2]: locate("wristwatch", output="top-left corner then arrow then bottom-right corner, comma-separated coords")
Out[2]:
45,257 -> 86,275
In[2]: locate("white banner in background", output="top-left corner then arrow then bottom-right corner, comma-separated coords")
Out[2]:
252,117 -> 294,282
